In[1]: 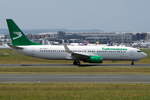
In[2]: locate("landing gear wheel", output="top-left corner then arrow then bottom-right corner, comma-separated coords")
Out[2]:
73,60 -> 80,65
131,60 -> 134,65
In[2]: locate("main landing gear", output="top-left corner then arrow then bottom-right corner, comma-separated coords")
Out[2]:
73,60 -> 80,65
131,60 -> 134,65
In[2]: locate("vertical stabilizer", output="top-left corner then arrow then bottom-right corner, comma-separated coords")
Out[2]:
6,19 -> 40,46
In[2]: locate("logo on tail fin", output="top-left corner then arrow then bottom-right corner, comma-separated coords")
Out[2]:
12,32 -> 23,40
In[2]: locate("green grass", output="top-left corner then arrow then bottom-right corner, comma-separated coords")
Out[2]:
0,67 -> 150,74
0,48 -> 149,64
0,83 -> 150,100
0,49 -> 150,100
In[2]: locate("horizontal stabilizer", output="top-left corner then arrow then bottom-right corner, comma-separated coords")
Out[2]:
7,43 -> 23,50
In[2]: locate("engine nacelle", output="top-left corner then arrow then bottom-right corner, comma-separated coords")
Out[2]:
83,56 -> 103,63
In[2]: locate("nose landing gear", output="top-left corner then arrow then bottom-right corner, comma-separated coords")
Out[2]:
131,60 -> 134,65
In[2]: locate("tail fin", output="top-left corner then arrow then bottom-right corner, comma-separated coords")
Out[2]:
6,19 -> 40,46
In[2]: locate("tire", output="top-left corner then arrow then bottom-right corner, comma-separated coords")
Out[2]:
73,60 -> 80,65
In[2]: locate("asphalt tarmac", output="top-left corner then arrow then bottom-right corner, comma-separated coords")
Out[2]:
0,64 -> 149,83
0,74 -> 150,83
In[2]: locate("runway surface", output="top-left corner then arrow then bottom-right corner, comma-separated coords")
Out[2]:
0,74 -> 150,83
0,64 -> 150,67
0,64 -> 149,83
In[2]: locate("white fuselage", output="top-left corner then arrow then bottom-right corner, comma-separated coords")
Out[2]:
17,45 -> 147,61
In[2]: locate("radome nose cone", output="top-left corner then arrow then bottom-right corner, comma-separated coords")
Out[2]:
144,53 -> 148,57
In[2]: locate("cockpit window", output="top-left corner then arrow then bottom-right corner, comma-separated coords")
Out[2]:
137,50 -> 142,52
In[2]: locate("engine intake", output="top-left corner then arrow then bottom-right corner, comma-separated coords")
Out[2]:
83,56 -> 103,63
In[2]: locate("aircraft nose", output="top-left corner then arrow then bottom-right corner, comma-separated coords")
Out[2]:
141,52 -> 147,58
143,52 -> 148,57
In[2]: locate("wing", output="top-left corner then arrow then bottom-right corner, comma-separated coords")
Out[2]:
64,44 -> 93,60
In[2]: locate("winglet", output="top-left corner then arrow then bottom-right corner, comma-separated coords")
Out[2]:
64,44 -> 73,53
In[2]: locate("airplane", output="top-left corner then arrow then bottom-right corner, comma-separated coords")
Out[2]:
6,19 -> 147,66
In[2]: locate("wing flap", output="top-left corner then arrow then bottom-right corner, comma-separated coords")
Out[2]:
72,52 -> 89,60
